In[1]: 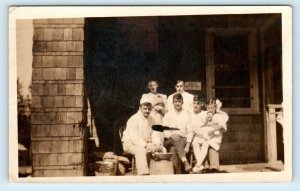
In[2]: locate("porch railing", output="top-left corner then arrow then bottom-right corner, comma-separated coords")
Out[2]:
266,104 -> 283,164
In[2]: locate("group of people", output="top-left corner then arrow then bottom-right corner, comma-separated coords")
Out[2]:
121,80 -> 229,175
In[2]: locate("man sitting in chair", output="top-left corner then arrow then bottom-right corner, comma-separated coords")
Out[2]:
122,97 -> 163,175
163,93 -> 194,173
186,98 -> 228,173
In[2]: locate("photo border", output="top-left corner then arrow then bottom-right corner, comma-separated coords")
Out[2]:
8,6 -> 292,183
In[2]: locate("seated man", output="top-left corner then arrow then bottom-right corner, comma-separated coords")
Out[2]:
184,95 -> 219,172
189,99 -> 229,173
122,97 -> 163,175
163,93 -> 193,173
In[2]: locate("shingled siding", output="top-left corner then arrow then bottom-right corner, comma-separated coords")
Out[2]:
31,18 -> 87,177
220,115 -> 264,164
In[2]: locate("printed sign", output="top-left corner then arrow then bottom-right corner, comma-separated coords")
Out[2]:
184,82 -> 201,90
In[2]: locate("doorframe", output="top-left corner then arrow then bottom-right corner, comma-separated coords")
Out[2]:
205,28 -> 260,115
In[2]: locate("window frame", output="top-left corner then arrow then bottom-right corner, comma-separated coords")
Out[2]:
205,28 -> 260,114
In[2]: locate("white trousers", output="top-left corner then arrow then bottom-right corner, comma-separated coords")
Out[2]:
192,137 -> 210,167
123,143 -> 149,175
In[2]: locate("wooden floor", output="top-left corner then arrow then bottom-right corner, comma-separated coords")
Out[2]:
124,161 -> 284,176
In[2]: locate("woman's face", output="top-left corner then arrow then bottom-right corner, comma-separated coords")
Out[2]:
207,104 -> 216,114
149,82 -> 158,93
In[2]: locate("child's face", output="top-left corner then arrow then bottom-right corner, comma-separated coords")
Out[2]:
207,104 -> 216,114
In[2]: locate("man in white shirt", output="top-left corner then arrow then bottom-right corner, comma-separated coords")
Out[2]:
122,97 -> 163,175
186,97 -> 228,173
167,80 -> 194,113
163,93 -> 194,173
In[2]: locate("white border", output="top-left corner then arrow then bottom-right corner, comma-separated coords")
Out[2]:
9,6 -> 292,183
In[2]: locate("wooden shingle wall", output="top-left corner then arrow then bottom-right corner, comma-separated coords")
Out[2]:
31,18 -> 87,177
220,115 -> 264,164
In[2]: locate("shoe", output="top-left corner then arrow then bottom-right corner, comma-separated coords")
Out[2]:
192,165 -> 204,173
209,168 -> 219,173
202,168 -> 210,173
183,161 -> 192,172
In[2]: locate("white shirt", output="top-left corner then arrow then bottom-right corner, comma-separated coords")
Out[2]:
122,111 -> 161,148
162,109 -> 194,142
189,110 -> 208,131
167,91 -> 194,113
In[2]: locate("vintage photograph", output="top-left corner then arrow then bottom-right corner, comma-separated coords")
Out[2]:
9,6 -> 292,182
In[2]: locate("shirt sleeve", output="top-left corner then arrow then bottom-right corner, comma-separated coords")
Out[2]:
162,113 -> 172,138
186,120 -> 195,143
166,95 -> 173,111
126,117 -> 147,148
216,112 -> 229,132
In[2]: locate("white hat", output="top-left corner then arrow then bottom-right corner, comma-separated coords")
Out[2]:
140,97 -> 152,105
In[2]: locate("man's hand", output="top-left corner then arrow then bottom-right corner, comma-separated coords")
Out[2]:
170,134 -> 181,142
146,143 -> 156,152
184,142 -> 191,153
146,143 -> 162,153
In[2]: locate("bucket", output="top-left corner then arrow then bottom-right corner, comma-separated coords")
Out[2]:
94,160 -> 118,176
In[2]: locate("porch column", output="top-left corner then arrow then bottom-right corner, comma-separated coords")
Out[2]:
266,104 -> 284,170
266,105 -> 278,163
31,18 -> 87,177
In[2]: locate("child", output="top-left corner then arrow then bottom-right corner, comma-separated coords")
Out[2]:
191,99 -> 229,173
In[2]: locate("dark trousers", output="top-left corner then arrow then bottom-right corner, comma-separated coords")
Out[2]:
163,136 -> 187,174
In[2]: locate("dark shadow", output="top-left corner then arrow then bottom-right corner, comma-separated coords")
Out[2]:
276,121 -> 284,163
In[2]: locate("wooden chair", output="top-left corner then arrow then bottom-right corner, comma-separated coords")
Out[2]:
118,126 -> 136,175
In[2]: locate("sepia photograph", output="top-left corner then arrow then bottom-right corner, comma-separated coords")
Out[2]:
9,6 -> 292,183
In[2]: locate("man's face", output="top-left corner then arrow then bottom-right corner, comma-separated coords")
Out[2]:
175,81 -> 184,93
207,104 -> 216,115
193,101 -> 202,113
173,98 -> 183,111
149,82 -> 158,93
140,104 -> 152,118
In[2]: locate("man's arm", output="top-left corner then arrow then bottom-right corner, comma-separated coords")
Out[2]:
162,113 -> 172,138
126,119 -> 147,148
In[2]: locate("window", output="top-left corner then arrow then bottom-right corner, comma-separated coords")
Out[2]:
206,28 -> 259,114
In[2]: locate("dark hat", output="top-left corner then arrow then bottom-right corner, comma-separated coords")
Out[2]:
193,95 -> 202,102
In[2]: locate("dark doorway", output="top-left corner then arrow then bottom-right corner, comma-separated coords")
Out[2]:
84,17 -> 161,154
84,16 -> 204,154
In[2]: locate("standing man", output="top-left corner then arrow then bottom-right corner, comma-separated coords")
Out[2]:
122,97 -> 163,175
163,93 -> 193,173
167,80 -> 194,113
